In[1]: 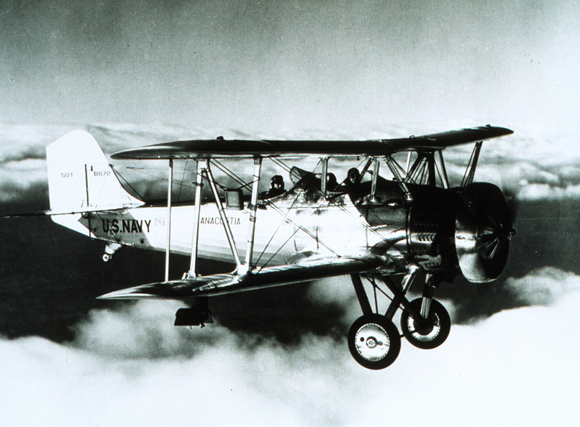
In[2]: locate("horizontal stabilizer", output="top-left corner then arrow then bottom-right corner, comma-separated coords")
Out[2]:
2,206 -> 137,219
98,254 -> 385,300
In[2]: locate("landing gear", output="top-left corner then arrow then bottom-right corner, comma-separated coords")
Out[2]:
348,270 -> 451,369
400,298 -> 450,349
348,314 -> 401,370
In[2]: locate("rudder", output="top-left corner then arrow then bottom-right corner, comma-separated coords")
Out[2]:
46,130 -> 143,214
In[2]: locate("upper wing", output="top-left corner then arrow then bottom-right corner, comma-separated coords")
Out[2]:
110,125 -> 513,160
97,253 -> 385,300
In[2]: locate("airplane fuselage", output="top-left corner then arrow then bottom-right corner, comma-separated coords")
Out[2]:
66,179 -> 459,277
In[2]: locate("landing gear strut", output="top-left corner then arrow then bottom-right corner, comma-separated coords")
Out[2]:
400,275 -> 450,349
348,269 -> 451,369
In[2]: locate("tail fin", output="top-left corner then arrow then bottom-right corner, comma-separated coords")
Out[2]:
46,130 -> 143,214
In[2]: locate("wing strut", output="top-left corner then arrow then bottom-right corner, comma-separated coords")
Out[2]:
461,141 -> 483,187
243,157 -> 262,272
370,159 -> 380,201
188,161 -> 203,278
203,160 -> 243,271
434,151 -> 450,189
321,157 -> 328,197
165,159 -> 173,281
359,157 -> 374,182
385,156 -> 413,201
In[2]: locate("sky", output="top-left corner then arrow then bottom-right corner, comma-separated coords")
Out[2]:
1,0 -> 579,132
1,1 -> 580,426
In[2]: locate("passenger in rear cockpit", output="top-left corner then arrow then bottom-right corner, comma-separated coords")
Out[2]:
343,168 -> 360,189
340,167 -> 364,203
260,175 -> 285,199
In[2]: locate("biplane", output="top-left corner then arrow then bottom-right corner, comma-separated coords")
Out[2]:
39,125 -> 514,369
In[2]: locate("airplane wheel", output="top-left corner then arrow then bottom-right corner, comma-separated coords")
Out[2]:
400,298 -> 450,350
102,254 -> 111,262
348,314 -> 401,370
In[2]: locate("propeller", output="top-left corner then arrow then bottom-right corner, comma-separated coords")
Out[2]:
503,188 -> 519,228
455,183 -> 515,283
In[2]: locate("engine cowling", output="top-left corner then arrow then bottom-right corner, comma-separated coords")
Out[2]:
455,183 -> 515,283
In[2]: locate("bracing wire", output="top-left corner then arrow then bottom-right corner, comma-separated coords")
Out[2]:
110,167 -> 147,201
177,159 -> 189,202
210,159 -> 252,191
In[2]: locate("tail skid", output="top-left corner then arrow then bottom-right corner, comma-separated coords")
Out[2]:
46,130 -> 144,234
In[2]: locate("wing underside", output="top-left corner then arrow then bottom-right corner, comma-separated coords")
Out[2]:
110,125 -> 513,160
98,254 -> 385,300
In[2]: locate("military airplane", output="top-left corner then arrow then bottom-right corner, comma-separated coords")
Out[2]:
32,125 -> 515,369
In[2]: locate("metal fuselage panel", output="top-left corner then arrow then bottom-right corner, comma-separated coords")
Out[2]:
69,180 -> 458,275
77,193 -> 372,267
351,180 -> 458,273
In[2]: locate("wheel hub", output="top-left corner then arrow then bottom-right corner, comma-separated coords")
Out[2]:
413,317 -> 435,336
354,322 -> 390,362
365,337 -> 378,349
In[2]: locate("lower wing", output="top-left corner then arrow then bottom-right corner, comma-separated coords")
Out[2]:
98,253 -> 386,300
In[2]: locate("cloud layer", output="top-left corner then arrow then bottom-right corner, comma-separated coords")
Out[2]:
2,266 -> 579,426
1,123 -> 578,425
3,122 -> 580,205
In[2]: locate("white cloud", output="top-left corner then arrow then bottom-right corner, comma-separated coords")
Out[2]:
505,266 -> 580,305
517,183 -> 580,201
4,122 -> 580,203
2,268 -> 580,426
0,159 -> 47,202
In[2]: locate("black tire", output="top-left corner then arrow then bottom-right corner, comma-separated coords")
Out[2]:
400,298 -> 450,349
348,314 -> 401,370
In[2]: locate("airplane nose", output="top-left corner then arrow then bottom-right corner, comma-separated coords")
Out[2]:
455,183 -> 514,283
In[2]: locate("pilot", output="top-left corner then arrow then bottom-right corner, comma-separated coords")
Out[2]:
260,175 -> 285,199
345,168 -> 360,186
326,173 -> 338,192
